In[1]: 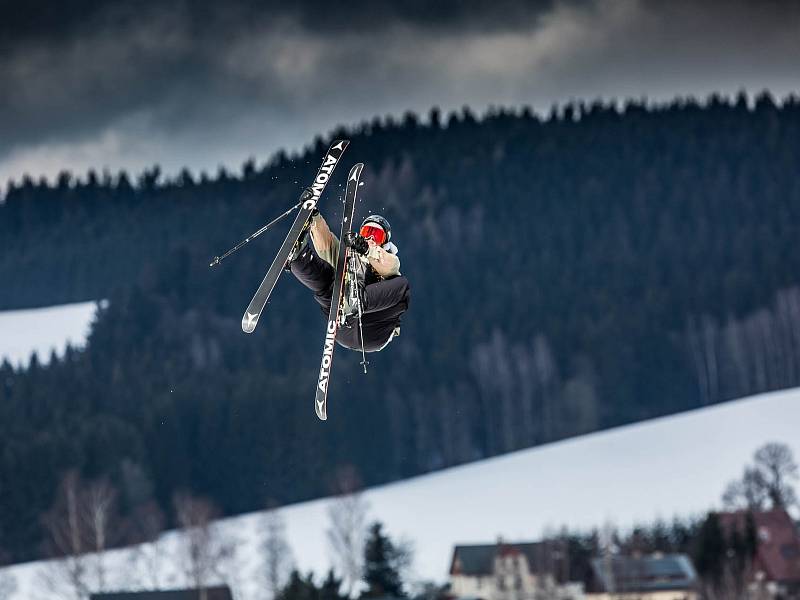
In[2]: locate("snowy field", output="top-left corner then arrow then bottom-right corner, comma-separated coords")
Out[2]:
0,300 -> 100,367
1,385 -> 799,599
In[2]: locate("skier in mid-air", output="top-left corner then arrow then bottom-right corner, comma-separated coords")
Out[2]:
287,210 -> 410,352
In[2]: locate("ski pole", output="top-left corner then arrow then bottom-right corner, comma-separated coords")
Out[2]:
209,201 -> 302,267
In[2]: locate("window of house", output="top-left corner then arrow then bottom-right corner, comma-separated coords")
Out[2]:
780,544 -> 800,560
758,527 -> 770,542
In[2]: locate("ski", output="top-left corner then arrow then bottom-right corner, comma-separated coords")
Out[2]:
315,162 -> 364,420
241,139 -> 349,334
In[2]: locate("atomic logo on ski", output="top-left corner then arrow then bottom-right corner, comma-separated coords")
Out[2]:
306,155 -> 340,208
240,139 -> 349,335
317,320 -> 336,390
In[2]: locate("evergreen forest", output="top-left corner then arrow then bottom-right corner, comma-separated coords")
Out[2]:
1,92 -> 800,564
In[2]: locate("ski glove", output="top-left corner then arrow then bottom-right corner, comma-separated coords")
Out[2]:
345,232 -> 370,255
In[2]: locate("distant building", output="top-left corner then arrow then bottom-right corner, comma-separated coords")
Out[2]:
90,587 -> 233,600
449,539 -> 583,600
718,508 -> 800,599
585,553 -> 698,600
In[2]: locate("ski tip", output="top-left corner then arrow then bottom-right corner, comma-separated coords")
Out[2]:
315,399 -> 327,421
241,311 -> 259,333
347,163 -> 364,182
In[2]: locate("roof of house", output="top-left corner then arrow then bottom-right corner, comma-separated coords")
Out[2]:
589,554 -> 697,593
449,542 -> 548,576
90,587 -> 233,600
718,508 -> 800,583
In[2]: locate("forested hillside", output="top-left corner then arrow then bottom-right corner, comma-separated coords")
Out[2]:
2,92 -> 800,564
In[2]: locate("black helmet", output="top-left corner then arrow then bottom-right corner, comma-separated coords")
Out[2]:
360,214 -> 391,244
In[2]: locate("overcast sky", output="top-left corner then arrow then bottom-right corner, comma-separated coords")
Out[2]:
1,0 -> 798,188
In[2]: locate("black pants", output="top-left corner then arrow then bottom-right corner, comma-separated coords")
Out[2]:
290,246 -> 410,351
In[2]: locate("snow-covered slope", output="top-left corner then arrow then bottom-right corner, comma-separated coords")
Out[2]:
0,300 -> 100,367
2,387 -> 799,599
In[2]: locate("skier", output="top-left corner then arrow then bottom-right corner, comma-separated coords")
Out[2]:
287,211 -> 410,352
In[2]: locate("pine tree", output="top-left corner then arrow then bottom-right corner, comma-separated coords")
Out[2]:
693,512 -> 726,587
319,569 -> 348,600
276,571 -> 319,600
263,506 -> 294,599
743,511 -> 759,561
362,522 -> 405,598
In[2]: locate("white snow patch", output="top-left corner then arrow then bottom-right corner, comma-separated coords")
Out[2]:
1,386 -> 799,599
0,300 -> 101,367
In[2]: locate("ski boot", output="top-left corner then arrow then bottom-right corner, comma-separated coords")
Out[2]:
284,206 -> 321,272
283,222 -> 313,272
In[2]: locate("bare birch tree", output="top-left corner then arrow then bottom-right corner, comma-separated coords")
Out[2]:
471,338 -> 501,454
471,331 -> 561,454
723,318 -> 750,398
686,315 -> 718,404
84,479 -> 117,592
533,334 -> 560,442
489,331 -> 517,453
513,342 -> 536,447
39,471 -> 88,600
326,466 -> 369,596
687,286 -> 800,403
754,442 -> 799,509
38,471 -> 120,599
262,502 -> 294,600
702,315 -> 720,403
784,287 -> 800,383
722,467 -> 769,511
173,492 -> 237,600
126,500 -> 168,589
750,309 -> 773,391
722,442 -> 798,511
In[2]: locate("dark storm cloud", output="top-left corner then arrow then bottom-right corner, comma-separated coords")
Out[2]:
0,0 -> 798,185
0,0 -> 560,40
0,0 -> 563,157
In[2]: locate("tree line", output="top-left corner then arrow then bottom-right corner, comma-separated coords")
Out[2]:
21,463 -> 414,600
1,92 -> 800,563
3,442 -> 795,599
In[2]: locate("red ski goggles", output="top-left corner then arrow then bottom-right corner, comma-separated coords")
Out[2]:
359,224 -> 387,246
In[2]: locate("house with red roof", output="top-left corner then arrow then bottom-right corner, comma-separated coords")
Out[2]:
719,508 -> 800,599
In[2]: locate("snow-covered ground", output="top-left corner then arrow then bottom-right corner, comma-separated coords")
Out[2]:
1,386 -> 799,599
0,300 -> 100,367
